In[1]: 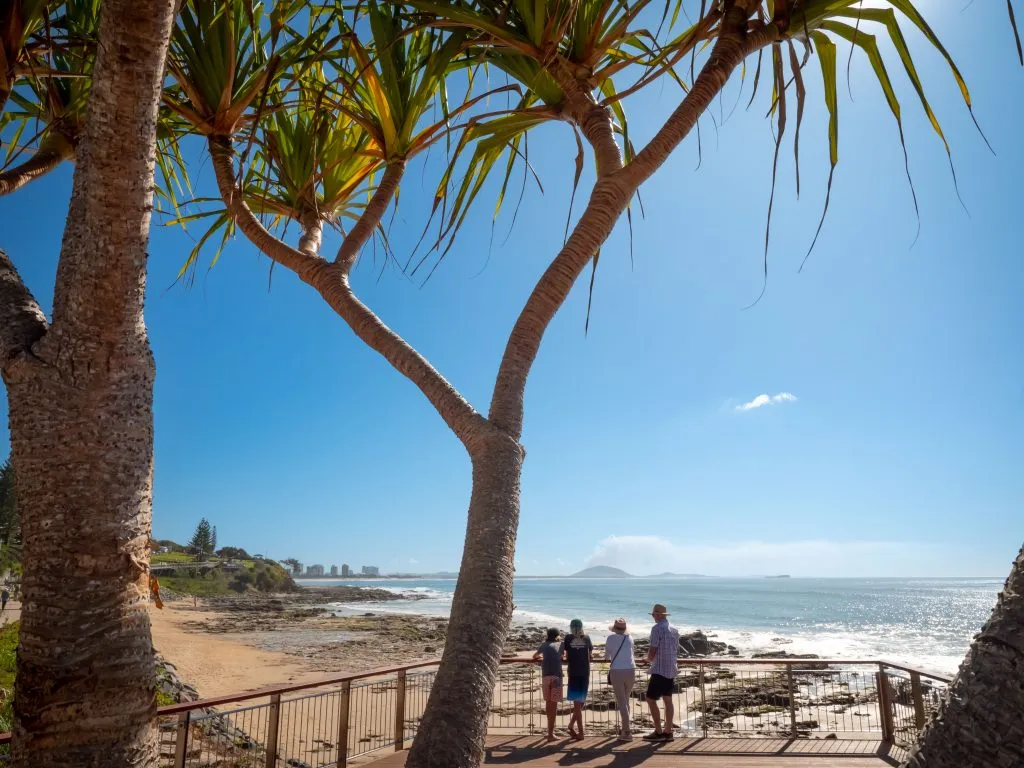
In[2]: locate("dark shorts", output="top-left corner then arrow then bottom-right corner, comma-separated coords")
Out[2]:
567,675 -> 589,702
646,673 -> 675,700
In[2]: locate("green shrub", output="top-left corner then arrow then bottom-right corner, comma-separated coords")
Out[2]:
0,622 -> 19,732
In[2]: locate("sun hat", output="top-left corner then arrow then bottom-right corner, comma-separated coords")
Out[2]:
651,603 -> 670,616
609,618 -> 628,633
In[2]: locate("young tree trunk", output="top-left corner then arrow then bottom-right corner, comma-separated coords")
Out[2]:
902,545 -> 1024,768
406,12 -> 770,766
0,0 -> 175,765
405,434 -> 523,768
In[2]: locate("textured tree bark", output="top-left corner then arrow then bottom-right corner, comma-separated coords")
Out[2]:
405,434 -> 523,768
902,545 -> 1024,768
0,0 -> 175,765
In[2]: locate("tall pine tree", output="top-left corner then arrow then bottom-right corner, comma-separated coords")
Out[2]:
188,518 -> 213,560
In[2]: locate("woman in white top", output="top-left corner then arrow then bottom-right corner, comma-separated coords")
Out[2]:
604,617 -> 637,741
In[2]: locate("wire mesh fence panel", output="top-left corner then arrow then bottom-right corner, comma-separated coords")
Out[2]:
403,670 -> 436,745
276,686 -> 347,767
172,700 -> 272,768
347,676 -> 399,759
693,663 -> 890,739
883,669 -> 949,750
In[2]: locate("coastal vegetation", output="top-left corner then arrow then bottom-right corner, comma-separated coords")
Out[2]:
0,461 -> 20,579
160,558 -> 295,597
153,533 -> 295,595
0,1 -> 1020,767
0,621 -> 17,733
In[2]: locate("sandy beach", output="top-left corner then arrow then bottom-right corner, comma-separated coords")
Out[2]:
149,586 -> 473,699
150,603 -> 321,697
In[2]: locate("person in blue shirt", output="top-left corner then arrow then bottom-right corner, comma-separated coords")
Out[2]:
560,618 -> 593,741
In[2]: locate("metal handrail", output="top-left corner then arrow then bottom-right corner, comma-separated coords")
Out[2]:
0,655 -> 954,762
155,656 -> 953,717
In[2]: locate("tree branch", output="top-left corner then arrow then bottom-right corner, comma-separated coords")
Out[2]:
487,5 -> 774,440
0,250 -> 48,372
207,138 -> 485,448
629,4 -> 779,182
307,263 -> 487,445
334,161 -> 405,270
208,135 -> 325,280
0,133 -> 75,198
549,59 -> 622,179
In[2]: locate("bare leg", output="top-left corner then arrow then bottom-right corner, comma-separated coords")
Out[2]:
546,700 -> 557,740
663,695 -> 675,735
568,702 -> 585,740
647,698 -> 662,735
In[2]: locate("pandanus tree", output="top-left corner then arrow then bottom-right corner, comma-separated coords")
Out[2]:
0,0 -> 176,765
159,1 -> 1020,766
0,0 -> 98,195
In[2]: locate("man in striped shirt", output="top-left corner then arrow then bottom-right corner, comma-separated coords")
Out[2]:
643,603 -> 680,741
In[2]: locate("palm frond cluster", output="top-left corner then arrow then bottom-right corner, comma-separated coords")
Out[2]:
2,0 -> 1018,276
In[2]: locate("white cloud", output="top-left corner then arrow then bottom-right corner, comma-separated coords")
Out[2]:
585,535 -> 948,577
408,558 -> 419,565
735,392 -> 797,412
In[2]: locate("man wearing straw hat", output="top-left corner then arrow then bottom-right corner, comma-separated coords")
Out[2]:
643,603 -> 679,741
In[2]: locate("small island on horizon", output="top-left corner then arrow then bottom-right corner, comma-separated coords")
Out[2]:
569,565 -> 632,578
568,566 -> 710,579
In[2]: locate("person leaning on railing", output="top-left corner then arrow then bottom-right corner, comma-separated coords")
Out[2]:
643,603 -> 680,741
531,628 -> 563,742
604,618 -> 636,742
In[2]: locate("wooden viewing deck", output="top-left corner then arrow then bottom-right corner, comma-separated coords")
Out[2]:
127,657 -> 948,767
362,735 -> 908,767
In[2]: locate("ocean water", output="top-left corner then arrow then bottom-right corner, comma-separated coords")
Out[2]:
298,576 -> 1001,676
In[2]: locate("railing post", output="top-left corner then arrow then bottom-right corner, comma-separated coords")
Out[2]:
786,665 -> 798,737
394,670 -> 408,751
336,681 -> 351,768
698,663 -> 707,738
910,671 -> 926,732
876,666 -> 894,743
265,693 -> 281,768
174,711 -> 190,768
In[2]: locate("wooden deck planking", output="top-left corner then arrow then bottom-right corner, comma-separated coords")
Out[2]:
362,736 -> 901,766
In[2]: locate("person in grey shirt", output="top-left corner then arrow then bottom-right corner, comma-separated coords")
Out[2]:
532,628 -> 563,741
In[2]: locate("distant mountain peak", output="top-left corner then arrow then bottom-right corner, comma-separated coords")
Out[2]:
569,565 -> 632,578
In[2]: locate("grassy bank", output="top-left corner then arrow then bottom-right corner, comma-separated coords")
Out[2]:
157,558 -> 296,597
0,622 -> 17,732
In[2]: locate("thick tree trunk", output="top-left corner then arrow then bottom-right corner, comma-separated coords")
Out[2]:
0,0 -> 175,765
902,545 -> 1024,768
405,434 -> 523,768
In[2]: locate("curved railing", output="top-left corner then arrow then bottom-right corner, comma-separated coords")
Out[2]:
143,656 -> 950,767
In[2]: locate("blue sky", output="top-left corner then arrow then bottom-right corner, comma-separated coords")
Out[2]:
1,4 -> 1021,578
